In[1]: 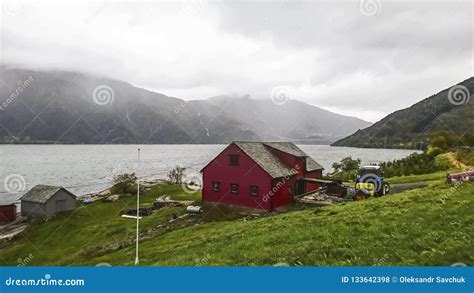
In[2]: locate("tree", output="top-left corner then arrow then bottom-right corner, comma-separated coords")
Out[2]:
332,156 -> 361,173
430,131 -> 455,151
113,173 -> 137,185
330,157 -> 361,181
167,166 -> 186,184
331,162 -> 342,173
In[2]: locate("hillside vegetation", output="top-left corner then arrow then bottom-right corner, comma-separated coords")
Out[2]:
0,176 -> 472,266
332,77 -> 474,149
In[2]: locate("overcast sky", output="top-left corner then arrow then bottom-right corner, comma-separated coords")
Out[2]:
0,0 -> 472,122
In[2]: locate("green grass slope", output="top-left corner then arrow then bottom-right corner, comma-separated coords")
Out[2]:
0,184 -> 199,266
0,180 -> 472,266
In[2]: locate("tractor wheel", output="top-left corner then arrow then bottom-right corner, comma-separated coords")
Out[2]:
383,182 -> 391,195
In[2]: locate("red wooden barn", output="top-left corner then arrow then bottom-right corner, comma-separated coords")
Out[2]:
201,142 -> 324,213
0,203 -> 17,223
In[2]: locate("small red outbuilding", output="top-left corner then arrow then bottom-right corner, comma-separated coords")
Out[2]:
0,203 -> 17,223
201,142 -> 324,213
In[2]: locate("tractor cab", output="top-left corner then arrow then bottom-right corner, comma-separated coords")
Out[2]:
354,165 -> 390,200
358,165 -> 384,178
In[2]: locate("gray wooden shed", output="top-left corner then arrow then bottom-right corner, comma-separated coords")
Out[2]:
20,185 -> 77,218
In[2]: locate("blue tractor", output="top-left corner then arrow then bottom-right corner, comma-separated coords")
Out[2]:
354,165 -> 390,200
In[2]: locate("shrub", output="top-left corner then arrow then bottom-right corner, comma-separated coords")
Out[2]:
427,146 -> 443,157
110,173 -> 138,195
434,155 -> 452,170
167,166 -> 186,184
381,152 -> 452,177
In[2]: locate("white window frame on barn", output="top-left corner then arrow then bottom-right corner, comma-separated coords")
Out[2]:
212,182 -> 220,192
230,184 -> 239,194
250,185 -> 259,196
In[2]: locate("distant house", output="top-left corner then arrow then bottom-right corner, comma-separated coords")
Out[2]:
0,203 -> 17,223
20,185 -> 77,218
201,142 -> 324,213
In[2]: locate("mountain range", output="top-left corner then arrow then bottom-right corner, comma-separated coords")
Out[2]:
332,77 -> 474,148
0,67 -> 371,144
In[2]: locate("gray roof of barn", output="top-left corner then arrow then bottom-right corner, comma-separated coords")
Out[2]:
305,157 -> 324,172
234,142 -> 298,178
263,142 -> 307,157
263,142 -> 324,172
21,185 -> 76,204
233,142 -> 323,178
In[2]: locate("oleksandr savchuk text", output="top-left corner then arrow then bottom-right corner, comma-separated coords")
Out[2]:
342,276 -> 466,284
399,276 -> 465,283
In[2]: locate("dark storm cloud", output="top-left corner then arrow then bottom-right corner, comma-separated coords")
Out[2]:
0,0 -> 472,121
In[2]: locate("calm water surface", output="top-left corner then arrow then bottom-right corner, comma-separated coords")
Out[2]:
0,144 -> 419,204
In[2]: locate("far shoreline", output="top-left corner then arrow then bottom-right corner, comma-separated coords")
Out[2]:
0,143 -> 423,151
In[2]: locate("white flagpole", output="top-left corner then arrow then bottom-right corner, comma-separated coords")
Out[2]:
135,148 -> 140,265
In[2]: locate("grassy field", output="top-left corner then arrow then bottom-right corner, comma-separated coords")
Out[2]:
386,170 -> 453,184
1,176 -> 472,266
0,184 -> 200,266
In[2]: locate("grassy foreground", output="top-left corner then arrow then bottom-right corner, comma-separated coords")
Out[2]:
0,179 -> 472,266
0,184 -> 199,266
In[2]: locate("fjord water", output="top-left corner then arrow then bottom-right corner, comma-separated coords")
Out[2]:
0,144 -> 419,203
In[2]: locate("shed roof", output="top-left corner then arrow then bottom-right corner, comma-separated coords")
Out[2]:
21,185 -> 76,204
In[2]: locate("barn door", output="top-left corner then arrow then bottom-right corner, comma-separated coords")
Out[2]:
296,180 -> 306,195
